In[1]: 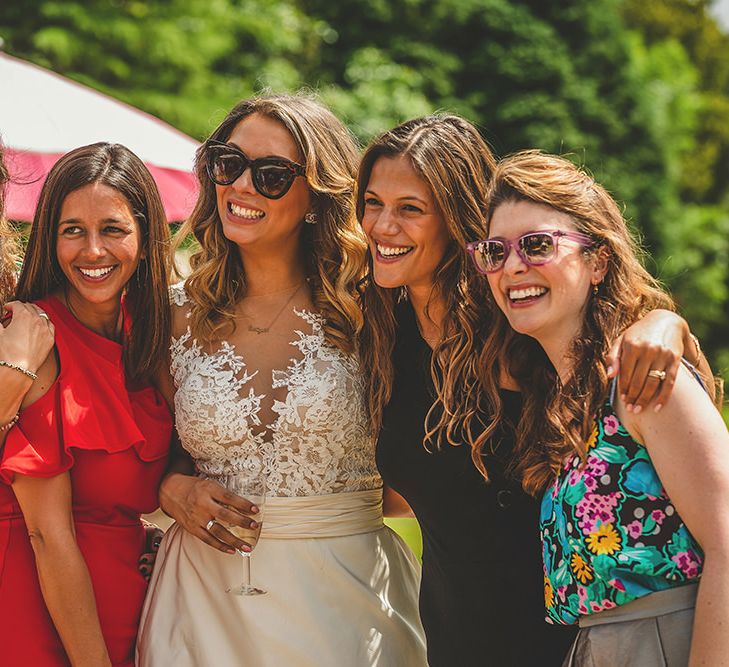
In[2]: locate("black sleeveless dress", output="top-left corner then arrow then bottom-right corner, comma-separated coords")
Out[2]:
376,301 -> 576,666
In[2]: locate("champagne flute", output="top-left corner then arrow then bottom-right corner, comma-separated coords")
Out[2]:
218,469 -> 267,596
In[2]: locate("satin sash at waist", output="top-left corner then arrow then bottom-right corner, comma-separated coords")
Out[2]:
257,489 -> 384,540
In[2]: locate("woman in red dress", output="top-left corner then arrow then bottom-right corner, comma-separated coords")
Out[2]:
0,142 -> 172,666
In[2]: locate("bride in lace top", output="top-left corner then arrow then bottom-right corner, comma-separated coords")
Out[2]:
168,281 -> 380,495
137,94 -> 425,667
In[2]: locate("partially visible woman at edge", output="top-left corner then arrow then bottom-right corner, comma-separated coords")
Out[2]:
475,151 -> 728,666
0,141 -> 55,440
138,93 -> 425,666
356,116 -> 713,666
0,142 -> 172,666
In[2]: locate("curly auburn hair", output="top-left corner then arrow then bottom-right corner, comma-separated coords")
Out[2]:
356,114 -> 499,457
475,150 -> 676,496
15,142 -> 171,385
176,92 -> 366,353
0,142 -> 19,305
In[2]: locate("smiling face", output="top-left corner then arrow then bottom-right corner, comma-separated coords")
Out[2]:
361,155 -> 450,292
215,113 -> 311,256
56,182 -> 143,311
486,199 -> 606,350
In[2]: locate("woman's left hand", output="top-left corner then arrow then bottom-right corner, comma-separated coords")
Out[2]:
605,309 -> 688,413
138,521 -> 164,582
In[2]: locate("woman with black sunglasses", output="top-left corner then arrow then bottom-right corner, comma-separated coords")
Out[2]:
137,94 -> 426,666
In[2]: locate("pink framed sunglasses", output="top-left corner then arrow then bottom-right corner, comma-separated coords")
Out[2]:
466,230 -> 595,274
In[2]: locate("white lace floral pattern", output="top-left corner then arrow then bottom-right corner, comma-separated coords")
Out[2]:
168,283 -> 380,497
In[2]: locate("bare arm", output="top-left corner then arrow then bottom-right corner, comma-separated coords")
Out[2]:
12,471 -> 111,667
383,485 -> 415,518
606,309 -> 714,413
0,302 -> 55,425
620,366 -> 729,666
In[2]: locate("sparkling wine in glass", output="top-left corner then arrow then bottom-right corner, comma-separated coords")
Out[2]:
220,470 -> 266,596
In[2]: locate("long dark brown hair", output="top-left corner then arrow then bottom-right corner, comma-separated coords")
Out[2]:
15,142 -> 171,384
176,92 -> 367,353
357,114 -> 498,455
476,151 -> 674,495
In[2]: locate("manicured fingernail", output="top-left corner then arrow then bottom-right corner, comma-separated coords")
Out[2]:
250,506 -> 259,513
607,366 -> 613,376
250,521 -> 258,529
633,405 -> 642,415
626,403 -> 633,412
241,545 -> 252,553
654,404 -> 663,413
225,548 -> 236,554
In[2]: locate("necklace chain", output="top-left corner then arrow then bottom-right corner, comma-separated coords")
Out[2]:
244,282 -> 305,334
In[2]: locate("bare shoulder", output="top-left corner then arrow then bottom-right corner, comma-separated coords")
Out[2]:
623,363 -> 727,451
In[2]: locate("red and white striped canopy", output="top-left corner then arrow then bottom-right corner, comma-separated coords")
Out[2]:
1,52 -> 200,222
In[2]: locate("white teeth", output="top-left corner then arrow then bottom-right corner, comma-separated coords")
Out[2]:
377,243 -> 413,257
79,266 -> 114,278
230,203 -> 264,219
509,286 -> 548,300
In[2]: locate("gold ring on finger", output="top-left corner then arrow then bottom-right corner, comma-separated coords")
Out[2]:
647,369 -> 666,381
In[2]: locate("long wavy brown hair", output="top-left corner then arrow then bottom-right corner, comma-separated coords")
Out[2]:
177,93 -> 366,353
357,114 -> 499,455
475,150 -> 675,495
0,141 -> 19,305
15,142 -> 171,384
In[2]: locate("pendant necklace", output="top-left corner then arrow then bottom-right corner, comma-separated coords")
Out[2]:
246,282 -> 305,334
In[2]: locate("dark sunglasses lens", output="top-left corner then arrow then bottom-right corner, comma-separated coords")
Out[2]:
208,148 -> 247,185
255,163 -> 295,197
475,241 -> 506,273
521,233 -> 555,263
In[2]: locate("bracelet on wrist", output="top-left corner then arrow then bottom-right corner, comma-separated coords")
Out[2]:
0,360 -> 38,381
0,413 -> 19,432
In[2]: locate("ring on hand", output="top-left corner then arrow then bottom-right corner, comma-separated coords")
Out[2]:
38,312 -> 50,322
206,519 -> 217,531
647,369 -> 667,381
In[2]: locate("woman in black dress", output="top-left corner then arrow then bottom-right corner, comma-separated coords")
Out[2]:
356,115 -> 711,666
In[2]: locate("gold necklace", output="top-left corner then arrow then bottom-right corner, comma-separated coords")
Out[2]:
245,282 -> 304,334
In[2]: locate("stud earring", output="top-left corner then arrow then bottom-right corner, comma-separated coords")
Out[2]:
305,212 -> 318,225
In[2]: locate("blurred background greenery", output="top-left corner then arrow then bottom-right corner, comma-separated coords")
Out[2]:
3,0 -> 727,556
2,0 -> 729,374
3,0 -> 728,376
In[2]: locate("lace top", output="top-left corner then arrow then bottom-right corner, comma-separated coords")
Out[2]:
169,283 -> 380,497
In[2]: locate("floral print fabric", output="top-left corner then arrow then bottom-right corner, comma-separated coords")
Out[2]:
540,402 -> 702,625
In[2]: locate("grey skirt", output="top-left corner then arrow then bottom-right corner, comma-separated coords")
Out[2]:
562,583 -> 698,667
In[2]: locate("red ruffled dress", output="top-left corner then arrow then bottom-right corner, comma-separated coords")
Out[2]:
0,296 -> 171,667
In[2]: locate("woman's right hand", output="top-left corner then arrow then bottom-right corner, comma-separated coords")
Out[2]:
159,472 -> 260,554
0,301 -> 55,372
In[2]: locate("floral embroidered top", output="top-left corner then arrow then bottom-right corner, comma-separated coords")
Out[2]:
540,396 -> 703,625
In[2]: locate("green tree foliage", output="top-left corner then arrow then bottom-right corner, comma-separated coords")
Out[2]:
1,0 -> 728,371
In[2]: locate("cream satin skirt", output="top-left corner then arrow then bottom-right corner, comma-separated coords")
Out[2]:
137,489 -> 427,666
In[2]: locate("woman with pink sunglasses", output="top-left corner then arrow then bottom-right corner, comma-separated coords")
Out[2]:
474,150 -> 728,665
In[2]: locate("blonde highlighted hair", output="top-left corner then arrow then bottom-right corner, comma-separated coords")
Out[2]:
177,93 -> 366,353
476,150 -> 675,495
357,114 -> 499,457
